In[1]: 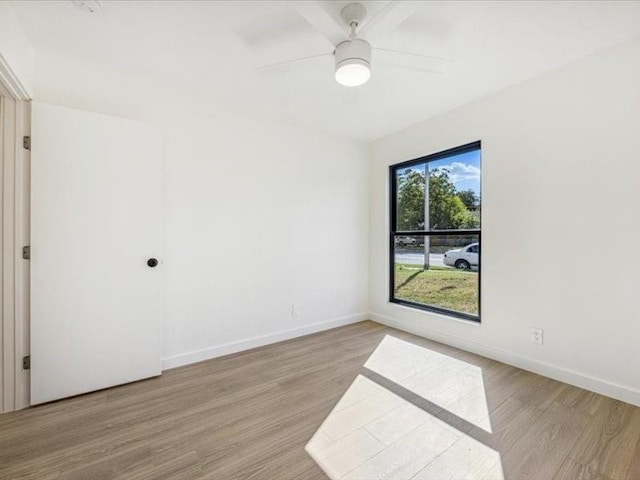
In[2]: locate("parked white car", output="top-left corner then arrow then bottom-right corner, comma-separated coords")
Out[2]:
394,236 -> 419,247
443,243 -> 479,270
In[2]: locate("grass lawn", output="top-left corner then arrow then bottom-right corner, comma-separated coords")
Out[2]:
394,264 -> 478,316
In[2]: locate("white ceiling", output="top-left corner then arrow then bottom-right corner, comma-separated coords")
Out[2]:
11,0 -> 640,141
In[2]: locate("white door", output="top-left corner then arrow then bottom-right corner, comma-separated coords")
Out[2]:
30,102 -> 163,405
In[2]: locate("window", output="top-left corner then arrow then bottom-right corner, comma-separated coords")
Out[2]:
389,142 -> 481,321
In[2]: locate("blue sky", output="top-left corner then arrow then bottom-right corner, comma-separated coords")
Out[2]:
401,149 -> 481,194
430,149 -> 481,194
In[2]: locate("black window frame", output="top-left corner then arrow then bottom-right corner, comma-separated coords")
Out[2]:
389,141 -> 481,322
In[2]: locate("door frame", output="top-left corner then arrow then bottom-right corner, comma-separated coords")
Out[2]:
0,53 -> 31,412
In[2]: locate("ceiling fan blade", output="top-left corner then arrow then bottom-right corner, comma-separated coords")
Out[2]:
374,47 -> 452,63
295,1 -> 349,47
359,1 -> 424,42
255,52 -> 333,72
374,47 -> 453,74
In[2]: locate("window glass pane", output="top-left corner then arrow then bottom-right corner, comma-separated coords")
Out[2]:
393,234 -> 479,316
427,149 -> 481,230
395,164 -> 426,231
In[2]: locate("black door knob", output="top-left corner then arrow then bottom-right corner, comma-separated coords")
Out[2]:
147,258 -> 158,268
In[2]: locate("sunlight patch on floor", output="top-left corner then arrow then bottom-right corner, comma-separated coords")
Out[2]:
365,335 -> 493,433
305,335 -> 504,480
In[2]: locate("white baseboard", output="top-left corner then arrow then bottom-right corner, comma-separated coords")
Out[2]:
369,311 -> 640,407
162,313 -> 369,370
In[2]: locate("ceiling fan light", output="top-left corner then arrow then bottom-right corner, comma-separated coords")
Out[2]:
334,38 -> 372,87
335,59 -> 371,87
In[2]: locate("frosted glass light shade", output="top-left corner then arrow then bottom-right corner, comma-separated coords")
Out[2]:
335,59 -> 371,87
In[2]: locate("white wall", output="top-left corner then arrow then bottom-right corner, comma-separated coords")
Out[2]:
30,53 -> 369,369
370,38 -> 640,406
0,2 -> 34,96
160,112 -> 369,367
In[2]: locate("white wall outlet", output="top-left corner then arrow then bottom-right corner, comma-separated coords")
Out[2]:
531,327 -> 543,345
291,304 -> 300,317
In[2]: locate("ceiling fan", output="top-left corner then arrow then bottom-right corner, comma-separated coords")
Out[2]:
256,1 -> 451,87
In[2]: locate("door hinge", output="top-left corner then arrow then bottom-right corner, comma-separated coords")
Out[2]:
22,245 -> 30,260
23,136 -> 31,150
22,355 -> 30,370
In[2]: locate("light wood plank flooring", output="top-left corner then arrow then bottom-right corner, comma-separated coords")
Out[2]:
0,321 -> 639,479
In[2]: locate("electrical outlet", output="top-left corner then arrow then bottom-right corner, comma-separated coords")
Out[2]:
531,327 -> 543,345
291,304 -> 300,317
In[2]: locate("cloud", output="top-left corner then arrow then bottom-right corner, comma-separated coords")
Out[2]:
434,162 -> 480,184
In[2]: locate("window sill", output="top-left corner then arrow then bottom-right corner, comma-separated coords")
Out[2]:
389,298 -> 481,324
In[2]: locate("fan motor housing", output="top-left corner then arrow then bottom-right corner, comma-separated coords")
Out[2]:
334,38 -> 372,70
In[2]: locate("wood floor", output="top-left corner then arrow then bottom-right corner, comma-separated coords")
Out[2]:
0,321 -> 639,479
